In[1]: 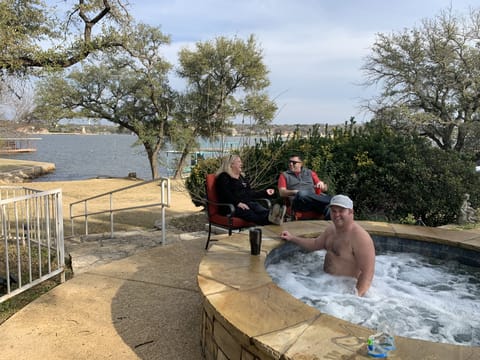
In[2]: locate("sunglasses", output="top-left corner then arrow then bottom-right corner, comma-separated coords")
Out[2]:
288,160 -> 301,164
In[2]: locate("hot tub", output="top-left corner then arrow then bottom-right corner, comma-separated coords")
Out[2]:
197,221 -> 480,359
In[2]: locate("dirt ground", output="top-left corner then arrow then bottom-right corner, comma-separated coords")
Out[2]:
25,177 -> 206,237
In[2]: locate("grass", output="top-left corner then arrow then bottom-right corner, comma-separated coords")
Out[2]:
0,240 -> 75,325
0,270 -> 72,324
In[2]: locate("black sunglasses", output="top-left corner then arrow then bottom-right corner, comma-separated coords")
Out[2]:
288,160 -> 301,164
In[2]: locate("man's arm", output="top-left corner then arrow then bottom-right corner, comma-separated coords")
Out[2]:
311,171 -> 328,192
278,173 -> 298,197
352,227 -> 376,296
280,228 -> 329,251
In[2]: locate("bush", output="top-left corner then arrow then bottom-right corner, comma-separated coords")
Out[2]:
328,123 -> 480,225
185,157 -> 222,207
185,122 -> 480,226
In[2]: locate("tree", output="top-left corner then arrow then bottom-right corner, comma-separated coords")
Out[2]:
362,8 -> 480,154
34,23 -> 174,179
0,0 -> 130,75
172,35 -> 277,178
0,0 -> 132,129
0,76 -> 35,123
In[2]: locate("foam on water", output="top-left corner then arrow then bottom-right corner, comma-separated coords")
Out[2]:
266,250 -> 480,346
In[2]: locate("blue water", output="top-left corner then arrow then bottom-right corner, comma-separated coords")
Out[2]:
3,134 -> 152,181
2,133 -> 244,181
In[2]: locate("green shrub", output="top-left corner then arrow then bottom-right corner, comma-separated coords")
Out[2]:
185,122 -> 480,226
185,157 -> 222,207
325,122 -> 480,225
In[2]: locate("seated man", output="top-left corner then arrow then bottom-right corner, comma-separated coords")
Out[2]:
278,154 -> 332,219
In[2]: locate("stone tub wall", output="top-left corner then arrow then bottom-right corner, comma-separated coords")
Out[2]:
197,220 -> 480,360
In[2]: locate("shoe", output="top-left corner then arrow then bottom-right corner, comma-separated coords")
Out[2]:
269,204 -> 287,225
268,204 -> 280,224
278,205 -> 287,225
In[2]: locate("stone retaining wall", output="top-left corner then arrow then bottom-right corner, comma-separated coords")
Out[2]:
0,159 -> 55,183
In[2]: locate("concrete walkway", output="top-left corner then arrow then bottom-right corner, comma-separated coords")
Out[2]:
0,231 -> 207,360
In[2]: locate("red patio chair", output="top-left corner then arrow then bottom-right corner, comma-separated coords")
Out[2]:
204,173 -> 271,249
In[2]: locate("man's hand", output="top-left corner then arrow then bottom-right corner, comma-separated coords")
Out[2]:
315,181 -> 328,191
280,230 -> 293,241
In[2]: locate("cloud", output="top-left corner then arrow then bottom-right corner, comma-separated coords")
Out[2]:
130,0 -> 476,124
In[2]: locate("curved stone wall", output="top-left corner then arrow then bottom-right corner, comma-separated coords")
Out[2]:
197,221 -> 480,359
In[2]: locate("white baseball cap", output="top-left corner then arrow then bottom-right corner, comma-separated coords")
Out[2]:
329,195 -> 353,209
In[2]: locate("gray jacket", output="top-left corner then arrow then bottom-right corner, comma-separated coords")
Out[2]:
282,168 -> 315,193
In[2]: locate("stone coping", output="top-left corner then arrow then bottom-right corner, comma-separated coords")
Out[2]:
198,221 -> 480,359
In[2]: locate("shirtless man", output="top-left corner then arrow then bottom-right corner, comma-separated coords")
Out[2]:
280,194 -> 375,296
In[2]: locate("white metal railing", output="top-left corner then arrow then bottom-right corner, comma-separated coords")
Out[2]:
69,178 -> 171,244
0,186 -> 65,303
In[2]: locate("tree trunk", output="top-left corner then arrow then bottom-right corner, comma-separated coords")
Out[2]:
146,148 -> 159,179
454,123 -> 467,152
173,147 -> 191,179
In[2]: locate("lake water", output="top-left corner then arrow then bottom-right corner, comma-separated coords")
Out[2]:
3,133 -> 245,181
5,134 -> 151,181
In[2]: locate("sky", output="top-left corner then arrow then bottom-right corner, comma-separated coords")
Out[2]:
125,0 -> 478,125
40,0 -> 476,126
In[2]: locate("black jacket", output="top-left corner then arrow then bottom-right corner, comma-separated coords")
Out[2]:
216,172 -> 267,207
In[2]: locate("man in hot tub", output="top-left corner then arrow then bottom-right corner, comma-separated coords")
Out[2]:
280,194 -> 375,297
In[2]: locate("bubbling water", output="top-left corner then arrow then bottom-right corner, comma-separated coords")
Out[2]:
266,250 -> 480,346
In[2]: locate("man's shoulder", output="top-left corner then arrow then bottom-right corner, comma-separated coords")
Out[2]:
323,223 -> 336,235
351,222 -> 373,241
280,170 -> 294,180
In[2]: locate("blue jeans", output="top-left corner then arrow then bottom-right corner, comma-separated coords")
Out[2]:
291,190 -> 332,219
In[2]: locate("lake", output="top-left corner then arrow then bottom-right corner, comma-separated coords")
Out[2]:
3,133 -> 244,181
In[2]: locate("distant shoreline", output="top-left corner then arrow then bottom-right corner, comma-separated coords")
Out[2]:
22,131 -> 133,136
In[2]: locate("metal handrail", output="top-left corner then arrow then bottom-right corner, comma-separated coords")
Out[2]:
69,178 -> 170,244
0,186 -> 65,303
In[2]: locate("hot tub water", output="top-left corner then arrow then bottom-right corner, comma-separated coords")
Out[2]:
266,249 -> 480,346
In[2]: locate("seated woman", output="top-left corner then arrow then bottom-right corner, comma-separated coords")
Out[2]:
215,155 -> 279,225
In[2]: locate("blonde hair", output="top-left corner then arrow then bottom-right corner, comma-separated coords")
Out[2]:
215,154 -> 244,177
